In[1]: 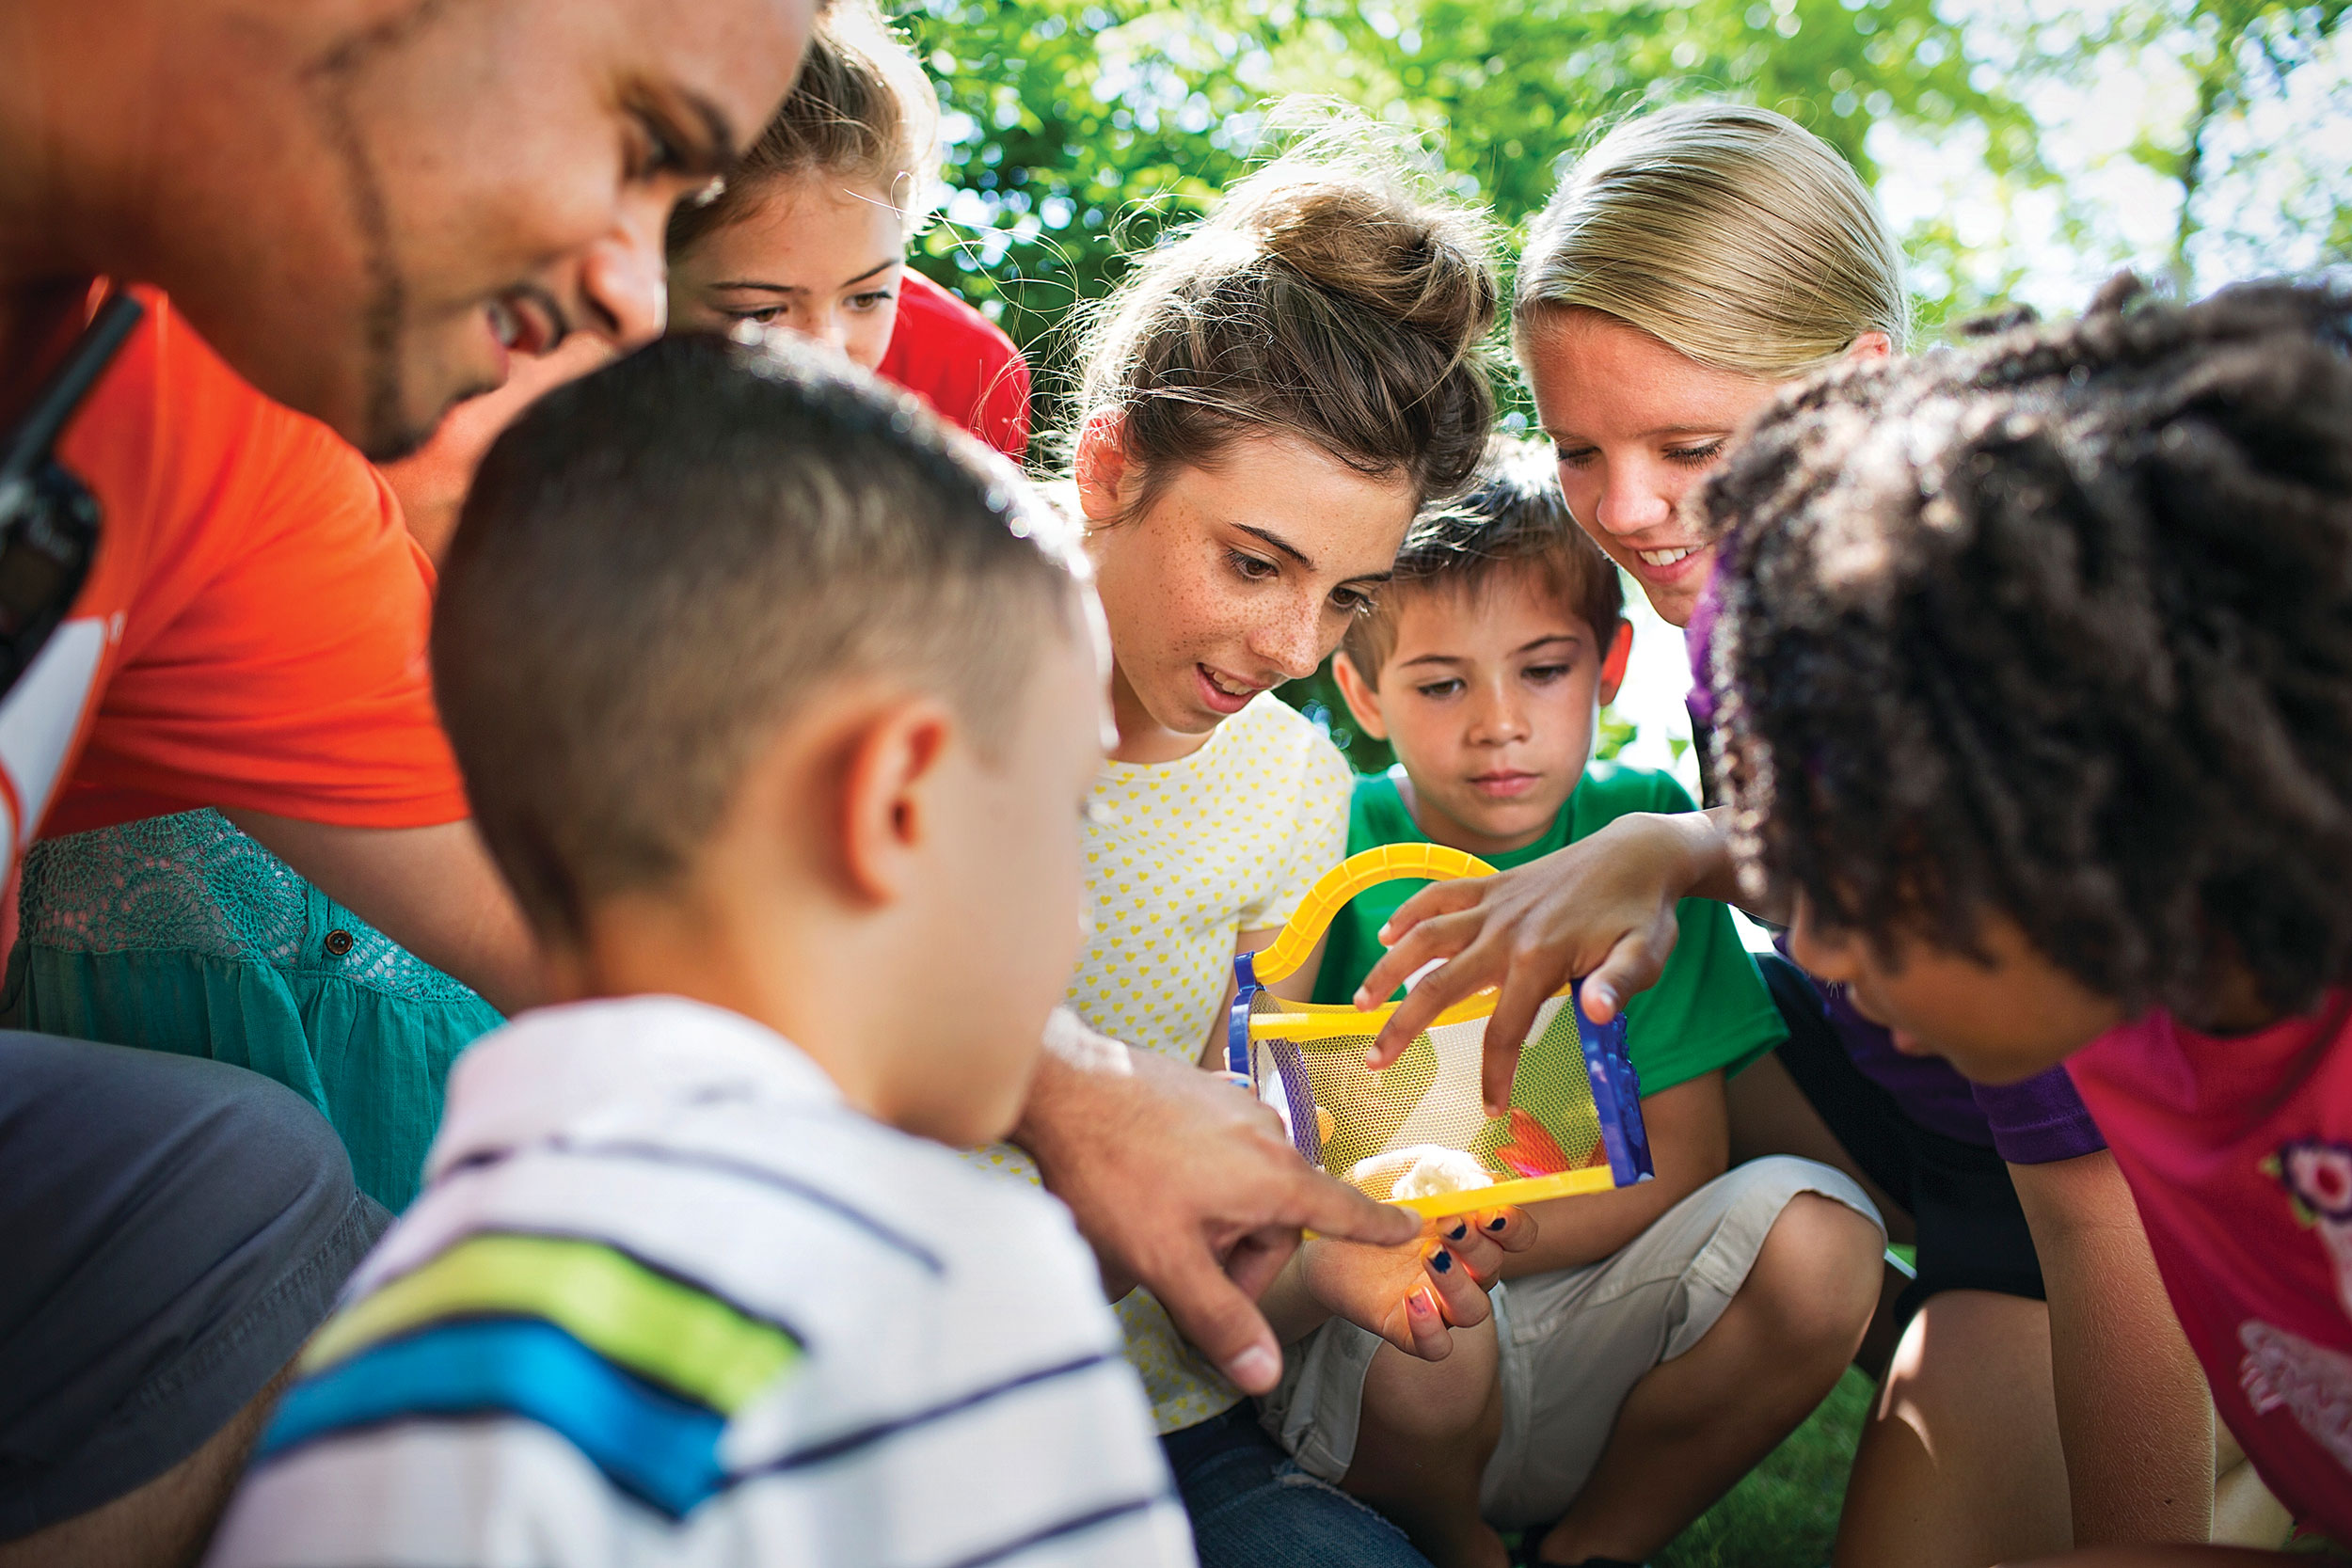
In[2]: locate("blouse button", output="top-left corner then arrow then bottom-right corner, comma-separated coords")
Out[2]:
323,929 -> 356,958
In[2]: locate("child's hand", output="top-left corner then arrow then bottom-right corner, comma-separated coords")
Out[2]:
1358,809 -> 1733,1112
1299,1206 -> 1536,1361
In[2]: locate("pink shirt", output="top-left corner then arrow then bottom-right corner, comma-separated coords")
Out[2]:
2069,993 -> 2352,1538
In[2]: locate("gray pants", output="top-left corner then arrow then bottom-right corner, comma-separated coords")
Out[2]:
0,1032 -> 385,1538
1260,1155 -> 1882,1528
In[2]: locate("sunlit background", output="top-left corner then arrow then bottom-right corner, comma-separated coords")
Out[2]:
896,0 -> 2350,826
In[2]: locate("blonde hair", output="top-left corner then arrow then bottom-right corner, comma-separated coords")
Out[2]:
1078,119 -> 1501,510
1515,103 -> 1907,379
667,0 -> 941,254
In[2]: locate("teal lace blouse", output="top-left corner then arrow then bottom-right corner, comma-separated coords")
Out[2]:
4,810 -> 502,1209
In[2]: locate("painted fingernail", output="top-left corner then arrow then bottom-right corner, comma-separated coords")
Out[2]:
1487,1215 -> 1508,1232
1407,1290 -> 1434,1317
1430,1246 -> 1454,1275
1446,1222 -> 1469,1243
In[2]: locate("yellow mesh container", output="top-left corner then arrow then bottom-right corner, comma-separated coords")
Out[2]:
1228,845 -> 1654,1220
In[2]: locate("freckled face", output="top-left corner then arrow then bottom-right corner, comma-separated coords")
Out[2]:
666,173 -> 907,371
1078,431 -> 1420,763
1519,308 -> 1777,628
1788,898 -> 2125,1085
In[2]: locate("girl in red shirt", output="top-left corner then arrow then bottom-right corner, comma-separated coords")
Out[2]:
663,0 -> 1030,459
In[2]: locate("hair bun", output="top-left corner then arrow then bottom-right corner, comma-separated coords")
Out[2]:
1224,170 -> 1500,356
1076,108 -> 1500,501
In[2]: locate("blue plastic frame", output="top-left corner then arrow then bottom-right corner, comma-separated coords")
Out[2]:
1569,980 -> 1653,1188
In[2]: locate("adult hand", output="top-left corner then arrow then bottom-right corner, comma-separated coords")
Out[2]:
1014,1022 -> 1421,1395
1295,1206 -> 1536,1360
1356,809 -> 1735,1114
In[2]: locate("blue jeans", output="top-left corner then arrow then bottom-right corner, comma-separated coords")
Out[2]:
1162,1403 -> 1434,1568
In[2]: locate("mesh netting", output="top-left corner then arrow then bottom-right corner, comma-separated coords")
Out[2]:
1248,990 -> 1613,1209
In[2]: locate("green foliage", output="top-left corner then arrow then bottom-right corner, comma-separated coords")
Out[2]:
2000,0 -> 2351,290
899,0 -> 2350,434
898,0 -> 2035,436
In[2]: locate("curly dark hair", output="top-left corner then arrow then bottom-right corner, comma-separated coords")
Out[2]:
1705,276 -> 2352,1022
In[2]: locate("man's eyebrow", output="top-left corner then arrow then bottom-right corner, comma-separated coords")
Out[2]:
1516,633 -> 1582,655
681,91 -> 740,171
1397,652 -> 1468,669
625,86 -> 738,178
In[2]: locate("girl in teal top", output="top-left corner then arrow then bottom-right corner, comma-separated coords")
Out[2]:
6,810 -> 500,1209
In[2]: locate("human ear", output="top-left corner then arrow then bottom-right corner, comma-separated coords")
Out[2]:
1073,415 -> 1134,524
835,698 -> 956,905
1330,651 -> 1391,741
1847,331 -> 1894,363
1597,620 -> 1633,707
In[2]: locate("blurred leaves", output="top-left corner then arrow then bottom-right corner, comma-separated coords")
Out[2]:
900,0 -> 2349,411
898,0 -> 2029,435
891,0 -> 2351,775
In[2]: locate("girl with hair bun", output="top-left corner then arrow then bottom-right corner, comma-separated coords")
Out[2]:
665,0 -> 1031,456
964,122 -> 1515,1567
1360,103 -> 2227,1566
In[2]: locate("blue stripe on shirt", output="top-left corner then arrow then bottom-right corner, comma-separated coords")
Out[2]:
258,1317 -> 727,1518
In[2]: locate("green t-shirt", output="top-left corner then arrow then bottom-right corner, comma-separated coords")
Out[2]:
1311,762 -> 1785,1096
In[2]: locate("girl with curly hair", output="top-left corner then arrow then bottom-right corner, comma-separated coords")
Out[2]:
1710,276 -> 2352,1562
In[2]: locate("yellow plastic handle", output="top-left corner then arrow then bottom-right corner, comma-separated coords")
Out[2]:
1248,843 -> 1497,985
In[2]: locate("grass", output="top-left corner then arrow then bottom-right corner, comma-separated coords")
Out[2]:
1654,1248 -> 1912,1567
1654,1366 -> 1877,1568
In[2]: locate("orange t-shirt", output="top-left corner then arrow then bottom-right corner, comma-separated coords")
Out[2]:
0,284 -> 468,874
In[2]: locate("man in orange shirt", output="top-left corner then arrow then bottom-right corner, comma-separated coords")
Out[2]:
0,4 -> 813,1562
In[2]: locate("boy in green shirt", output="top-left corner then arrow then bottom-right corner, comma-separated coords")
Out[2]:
1251,438 -> 1885,1568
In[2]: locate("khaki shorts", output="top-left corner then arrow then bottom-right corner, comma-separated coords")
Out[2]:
1258,1155 -> 1882,1529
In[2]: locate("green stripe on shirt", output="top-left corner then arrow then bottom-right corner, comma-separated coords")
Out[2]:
303,1232 -> 799,1413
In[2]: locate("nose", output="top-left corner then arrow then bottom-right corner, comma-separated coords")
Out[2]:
1467,678 -> 1530,746
806,306 -> 853,358
1249,595 -> 1327,682
1592,459 -> 1673,539
573,198 -> 672,349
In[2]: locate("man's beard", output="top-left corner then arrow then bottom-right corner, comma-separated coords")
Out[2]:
358,362 -> 500,464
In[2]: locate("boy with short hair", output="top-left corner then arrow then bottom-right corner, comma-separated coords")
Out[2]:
203,336 -> 1193,1568
1251,437 -> 1884,1568
1707,278 -> 2352,1561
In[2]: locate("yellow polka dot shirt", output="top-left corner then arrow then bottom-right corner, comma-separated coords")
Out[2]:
971,693 -> 1353,1433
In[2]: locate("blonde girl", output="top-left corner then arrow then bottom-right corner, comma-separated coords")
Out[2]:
665,0 -> 1030,455
1366,103 -> 2227,1567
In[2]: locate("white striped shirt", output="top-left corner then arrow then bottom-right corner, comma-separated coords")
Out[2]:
205,996 -> 1195,1568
